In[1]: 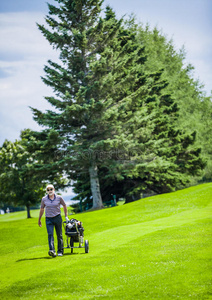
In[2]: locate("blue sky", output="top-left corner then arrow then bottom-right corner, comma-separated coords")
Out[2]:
0,0 -> 211,145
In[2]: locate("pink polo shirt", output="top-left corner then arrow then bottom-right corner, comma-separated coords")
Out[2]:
41,194 -> 66,218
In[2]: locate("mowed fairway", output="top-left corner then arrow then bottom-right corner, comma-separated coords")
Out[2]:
0,183 -> 211,299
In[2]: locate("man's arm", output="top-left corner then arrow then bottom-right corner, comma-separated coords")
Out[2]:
38,208 -> 44,227
63,204 -> 69,222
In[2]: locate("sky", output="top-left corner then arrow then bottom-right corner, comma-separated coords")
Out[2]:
0,0 -> 211,197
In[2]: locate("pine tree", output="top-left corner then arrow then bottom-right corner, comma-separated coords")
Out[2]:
137,25 -> 212,183
69,22 -> 206,204
32,1 -> 127,209
32,1 -> 206,208
95,68 -> 206,202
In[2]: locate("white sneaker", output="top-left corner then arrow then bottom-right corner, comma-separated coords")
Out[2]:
58,253 -> 63,256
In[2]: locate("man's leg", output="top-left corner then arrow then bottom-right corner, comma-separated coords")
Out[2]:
54,214 -> 63,254
46,217 -> 55,252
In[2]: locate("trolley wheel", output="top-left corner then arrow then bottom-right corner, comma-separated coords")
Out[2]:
70,237 -> 74,254
85,240 -> 89,253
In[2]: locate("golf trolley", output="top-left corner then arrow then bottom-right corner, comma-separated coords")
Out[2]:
63,218 -> 89,254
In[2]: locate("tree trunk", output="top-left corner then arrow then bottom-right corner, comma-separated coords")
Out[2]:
89,161 -> 104,209
26,204 -> 31,218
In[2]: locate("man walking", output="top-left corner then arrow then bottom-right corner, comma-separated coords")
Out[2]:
38,184 -> 69,257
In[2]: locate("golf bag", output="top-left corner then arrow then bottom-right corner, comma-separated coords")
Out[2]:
65,218 -> 84,242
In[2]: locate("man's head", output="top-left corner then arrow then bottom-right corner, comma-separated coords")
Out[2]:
46,184 -> 55,196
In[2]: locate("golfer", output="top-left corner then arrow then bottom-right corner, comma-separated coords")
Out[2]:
38,184 -> 69,257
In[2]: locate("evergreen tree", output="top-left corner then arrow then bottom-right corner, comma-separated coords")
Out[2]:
137,24 -> 212,183
90,19 -> 207,201
96,72 -> 206,201
64,17 -> 206,205
196,97 -> 212,181
32,1 -> 146,208
32,0 -> 206,208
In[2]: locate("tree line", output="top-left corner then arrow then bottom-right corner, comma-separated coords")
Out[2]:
0,0 -> 211,216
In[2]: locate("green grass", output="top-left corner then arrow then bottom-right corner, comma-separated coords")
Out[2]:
0,183 -> 211,299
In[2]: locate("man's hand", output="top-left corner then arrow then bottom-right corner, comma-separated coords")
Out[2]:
38,208 -> 44,227
65,216 -> 69,223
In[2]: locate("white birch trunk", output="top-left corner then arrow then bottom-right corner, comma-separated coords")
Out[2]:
89,161 -> 104,209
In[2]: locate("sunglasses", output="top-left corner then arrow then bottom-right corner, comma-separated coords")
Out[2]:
47,188 -> 53,191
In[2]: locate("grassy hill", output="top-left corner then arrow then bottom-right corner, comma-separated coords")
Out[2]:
0,183 -> 211,299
